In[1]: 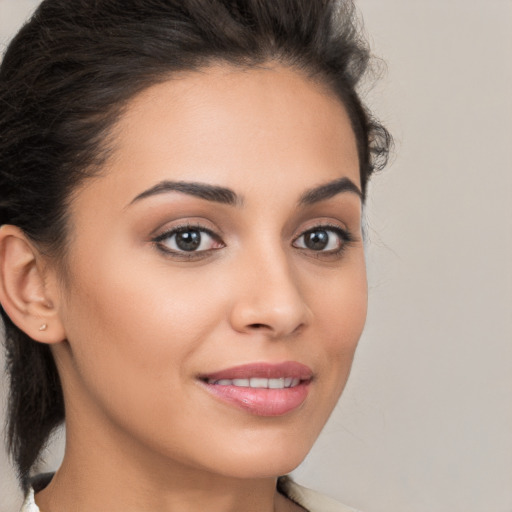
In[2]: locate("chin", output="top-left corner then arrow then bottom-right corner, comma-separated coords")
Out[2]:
204,431 -> 317,480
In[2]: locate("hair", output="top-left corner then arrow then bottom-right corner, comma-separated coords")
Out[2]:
0,0 -> 391,490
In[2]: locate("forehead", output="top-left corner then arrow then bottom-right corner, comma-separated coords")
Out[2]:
74,64 -> 360,212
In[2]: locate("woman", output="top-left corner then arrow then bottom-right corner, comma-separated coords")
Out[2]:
0,0 -> 391,511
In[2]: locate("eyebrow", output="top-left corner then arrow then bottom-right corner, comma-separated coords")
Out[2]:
128,180 -> 241,207
128,176 -> 362,208
298,177 -> 362,205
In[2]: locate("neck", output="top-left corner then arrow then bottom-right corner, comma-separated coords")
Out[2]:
36,467 -> 282,512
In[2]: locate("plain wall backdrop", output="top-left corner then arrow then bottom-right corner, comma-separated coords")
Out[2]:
1,1 -> 511,511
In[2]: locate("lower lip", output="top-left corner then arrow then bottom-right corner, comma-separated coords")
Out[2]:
201,381 -> 310,416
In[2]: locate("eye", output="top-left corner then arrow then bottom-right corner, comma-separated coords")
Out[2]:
153,225 -> 224,254
293,226 -> 351,253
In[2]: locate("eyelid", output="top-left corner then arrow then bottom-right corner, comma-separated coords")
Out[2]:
152,223 -> 219,243
292,223 -> 355,254
151,222 -> 225,258
293,221 -> 352,240
149,216 -> 222,239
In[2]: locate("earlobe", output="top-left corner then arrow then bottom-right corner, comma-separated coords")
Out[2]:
0,225 -> 66,344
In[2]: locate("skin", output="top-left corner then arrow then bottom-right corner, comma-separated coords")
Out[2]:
12,65 -> 367,511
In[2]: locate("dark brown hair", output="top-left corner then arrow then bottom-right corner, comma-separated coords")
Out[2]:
0,0 -> 391,490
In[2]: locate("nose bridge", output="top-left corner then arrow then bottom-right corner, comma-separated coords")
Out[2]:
229,235 -> 311,337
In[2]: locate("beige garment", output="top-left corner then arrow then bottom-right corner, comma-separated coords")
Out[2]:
284,480 -> 359,512
20,479 -> 359,512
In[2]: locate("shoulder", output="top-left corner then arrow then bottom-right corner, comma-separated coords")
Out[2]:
281,479 -> 360,512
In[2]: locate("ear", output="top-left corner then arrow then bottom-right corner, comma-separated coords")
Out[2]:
0,225 -> 66,344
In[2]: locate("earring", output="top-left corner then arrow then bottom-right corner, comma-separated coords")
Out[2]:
39,323 -> 48,331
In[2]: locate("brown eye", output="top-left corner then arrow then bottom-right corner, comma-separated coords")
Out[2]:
293,226 -> 350,253
154,226 -> 224,254
174,229 -> 202,251
303,230 -> 330,250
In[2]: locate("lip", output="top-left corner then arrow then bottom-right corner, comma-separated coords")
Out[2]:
200,361 -> 313,381
198,361 -> 313,417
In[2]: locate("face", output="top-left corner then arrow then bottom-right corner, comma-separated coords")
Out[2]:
51,65 -> 367,480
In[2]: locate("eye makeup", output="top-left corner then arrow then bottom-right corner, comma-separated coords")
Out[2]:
150,217 -> 357,264
292,223 -> 355,257
152,222 -> 225,260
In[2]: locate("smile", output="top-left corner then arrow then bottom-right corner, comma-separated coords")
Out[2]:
206,377 -> 302,389
200,362 -> 312,416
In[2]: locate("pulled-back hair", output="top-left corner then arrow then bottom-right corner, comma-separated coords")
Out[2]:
0,0 -> 391,490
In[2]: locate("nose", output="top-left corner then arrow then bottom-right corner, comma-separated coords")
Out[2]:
228,250 -> 312,338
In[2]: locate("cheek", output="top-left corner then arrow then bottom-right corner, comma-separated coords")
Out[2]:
312,257 -> 368,381
57,248 -> 227,413
64,242 -> 222,342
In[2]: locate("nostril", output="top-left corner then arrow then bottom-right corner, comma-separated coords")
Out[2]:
249,323 -> 268,329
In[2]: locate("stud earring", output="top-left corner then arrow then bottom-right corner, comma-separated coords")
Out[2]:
39,323 -> 48,331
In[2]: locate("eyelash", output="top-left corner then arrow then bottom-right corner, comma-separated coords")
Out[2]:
292,224 -> 354,257
152,223 -> 224,260
152,222 -> 354,260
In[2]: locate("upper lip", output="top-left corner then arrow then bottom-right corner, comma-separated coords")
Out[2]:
199,361 -> 313,382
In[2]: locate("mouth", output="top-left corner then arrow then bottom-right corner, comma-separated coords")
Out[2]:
205,377 -> 302,389
198,362 -> 313,417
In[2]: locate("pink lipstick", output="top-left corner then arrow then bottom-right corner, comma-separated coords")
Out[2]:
199,362 -> 312,416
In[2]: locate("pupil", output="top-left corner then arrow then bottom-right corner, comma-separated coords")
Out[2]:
305,230 -> 328,250
176,230 -> 201,251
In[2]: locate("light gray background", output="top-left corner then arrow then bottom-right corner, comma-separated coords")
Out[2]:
1,1 -> 511,511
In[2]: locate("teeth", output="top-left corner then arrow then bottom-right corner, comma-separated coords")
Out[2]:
208,377 -> 301,388
269,378 -> 285,389
250,377 -> 268,388
232,378 -> 250,387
